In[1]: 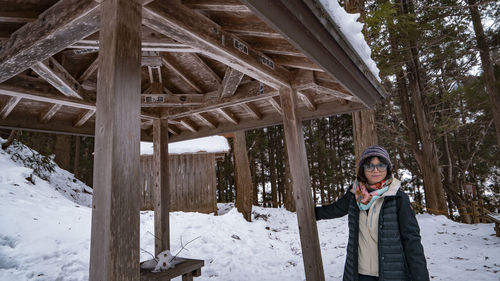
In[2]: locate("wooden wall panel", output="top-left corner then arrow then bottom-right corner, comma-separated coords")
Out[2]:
140,153 -> 217,214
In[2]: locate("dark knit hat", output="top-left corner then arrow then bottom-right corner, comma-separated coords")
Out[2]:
358,145 -> 392,170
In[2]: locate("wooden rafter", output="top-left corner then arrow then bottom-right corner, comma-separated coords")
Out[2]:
142,1 -> 290,89
217,108 -> 239,125
268,96 -> 283,115
271,56 -> 323,72
250,39 -> 304,57
161,55 -> 203,93
219,20 -> 282,39
0,0 -> 100,83
0,2 -> 48,23
31,57 -> 83,99
167,81 -> 277,119
298,92 -> 316,111
240,102 -> 262,120
219,67 -> 244,98
180,117 -> 198,132
190,54 -> 222,85
74,109 -> 95,127
181,0 -> 250,12
0,96 -> 21,119
167,124 -> 181,135
194,112 -> 218,129
39,104 -> 63,123
78,57 -> 98,83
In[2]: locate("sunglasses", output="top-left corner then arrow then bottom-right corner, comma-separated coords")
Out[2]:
363,163 -> 388,172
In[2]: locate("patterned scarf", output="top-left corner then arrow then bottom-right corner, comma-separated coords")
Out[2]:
355,179 -> 391,210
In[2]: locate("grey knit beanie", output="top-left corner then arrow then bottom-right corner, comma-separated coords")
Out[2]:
358,145 -> 392,170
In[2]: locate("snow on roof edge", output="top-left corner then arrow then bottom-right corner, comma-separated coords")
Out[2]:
140,136 -> 230,155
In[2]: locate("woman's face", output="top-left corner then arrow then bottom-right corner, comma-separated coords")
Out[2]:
364,157 -> 387,185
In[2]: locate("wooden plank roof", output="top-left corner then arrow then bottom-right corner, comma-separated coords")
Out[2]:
0,0 -> 386,142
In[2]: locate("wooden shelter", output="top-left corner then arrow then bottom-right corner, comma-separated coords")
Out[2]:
0,0 -> 386,280
139,137 -> 228,213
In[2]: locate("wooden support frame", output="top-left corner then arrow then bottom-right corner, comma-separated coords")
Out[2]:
194,112 -> 218,129
89,0 -> 142,280
268,96 -> 283,115
240,102 -> 262,120
0,0 -> 100,83
31,57 -> 83,99
279,87 -> 324,281
0,96 -> 21,119
74,109 -> 95,127
39,103 -> 62,123
219,67 -> 244,98
161,54 -> 203,93
153,118 -> 170,255
142,1 -> 290,89
217,108 -> 239,125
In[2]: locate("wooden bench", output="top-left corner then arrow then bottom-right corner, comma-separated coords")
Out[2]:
140,258 -> 204,281
484,211 -> 500,237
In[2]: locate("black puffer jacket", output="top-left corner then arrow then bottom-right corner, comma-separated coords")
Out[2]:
315,188 -> 429,281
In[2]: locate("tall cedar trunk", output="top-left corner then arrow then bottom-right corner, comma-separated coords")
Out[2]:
345,0 -> 378,164
234,131 -> 253,221
250,154 -> 258,205
268,131 -> 278,208
467,0 -> 500,148
54,134 -> 71,171
401,0 -> 447,214
73,136 -> 80,178
260,155 -> 266,206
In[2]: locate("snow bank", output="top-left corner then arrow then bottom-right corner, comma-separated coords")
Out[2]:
140,136 -> 230,155
319,0 -> 381,81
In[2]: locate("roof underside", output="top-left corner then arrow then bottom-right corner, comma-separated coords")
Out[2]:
0,0 -> 385,142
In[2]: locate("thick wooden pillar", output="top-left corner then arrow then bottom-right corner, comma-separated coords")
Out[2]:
234,130 -> 253,222
89,0 -> 142,280
153,118 -> 170,255
280,87 -> 324,281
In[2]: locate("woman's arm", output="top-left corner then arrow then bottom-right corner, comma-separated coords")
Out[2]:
397,192 -> 430,281
315,191 -> 350,220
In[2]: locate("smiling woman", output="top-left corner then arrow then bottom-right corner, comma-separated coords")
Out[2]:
315,145 -> 430,281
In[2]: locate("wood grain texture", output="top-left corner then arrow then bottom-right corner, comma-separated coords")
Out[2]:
39,103 -> 62,123
219,67 -> 244,98
0,0 -> 100,83
153,119 -> 170,255
142,1 -> 290,89
89,0 -> 142,280
0,96 -> 21,119
140,258 -> 204,281
279,87 -> 324,281
31,57 -> 83,99
234,131 -> 253,221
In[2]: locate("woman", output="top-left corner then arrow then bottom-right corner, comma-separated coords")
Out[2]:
315,145 -> 429,281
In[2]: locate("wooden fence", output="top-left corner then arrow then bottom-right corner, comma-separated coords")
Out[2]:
140,153 -> 217,214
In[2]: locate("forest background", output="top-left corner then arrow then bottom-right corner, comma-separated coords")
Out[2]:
2,0 -> 499,223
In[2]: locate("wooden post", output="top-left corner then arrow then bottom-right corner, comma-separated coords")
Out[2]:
233,130 -> 253,222
89,0 -> 142,280
153,118 -> 170,255
280,87 -> 325,281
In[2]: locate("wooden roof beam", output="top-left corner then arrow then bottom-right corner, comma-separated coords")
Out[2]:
268,96 -> 283,115
219,67 -> 244,98
168,99 -> 365,143
194,113 -> 218,129
0,2 -> 51,23
220,21 -> 282,39
39,104 -> 63,123
180,118 -> 199,132
0,0 -> 100,83
167,124 -> 181,135
74,109 -> 95,127
167,80 -> 278,119
217,108 -> 239,125
31,57 -> 83,99
142,1 -> 290,90
298,91 -> 316,111
240,102 -> 262,120
78,57 -> 98,84
181,0 -> 250,12
190,54 -> 222,85
241,0 -> 385,106
0,96 -> 21,119
161,55 -> 203,93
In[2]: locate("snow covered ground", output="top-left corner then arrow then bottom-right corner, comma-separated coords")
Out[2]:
1,141 -> 499,281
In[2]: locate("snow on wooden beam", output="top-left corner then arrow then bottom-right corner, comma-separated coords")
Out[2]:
0,96 -> 21,119
39,103 -> 62,123
31,57 -> 83,99
219,67 -> 244,98
142,1 -> 290,89
0,0 -> 100,83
